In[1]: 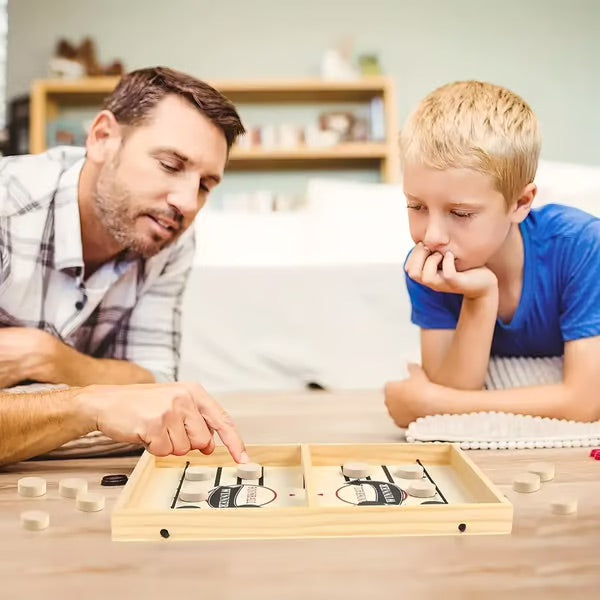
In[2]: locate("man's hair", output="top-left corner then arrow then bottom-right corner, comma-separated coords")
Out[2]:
399,80 -> 541,205
103,66 -> 245,149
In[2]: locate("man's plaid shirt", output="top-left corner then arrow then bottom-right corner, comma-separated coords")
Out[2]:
0,146 -> 195,382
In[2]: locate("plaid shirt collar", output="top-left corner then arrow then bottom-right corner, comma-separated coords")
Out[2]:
52,154 -> 85,275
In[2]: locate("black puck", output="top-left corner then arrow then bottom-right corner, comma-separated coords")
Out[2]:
101,474 -> 129,487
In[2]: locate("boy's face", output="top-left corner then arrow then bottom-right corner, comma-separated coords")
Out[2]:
403,163 -> 516,271
94,94 -> 228,258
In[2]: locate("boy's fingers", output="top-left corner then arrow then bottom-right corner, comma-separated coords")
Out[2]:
421,252 -> 444,284
405,243 -> 431,279
442,251 -> 457,280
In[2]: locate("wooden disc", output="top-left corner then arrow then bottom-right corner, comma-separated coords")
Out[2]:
395,464 -> 424,480
550,497 -> 577,515
21,510 -> 49,531
236,463 -> 262,480
512,473 -> 541,493
17,477 -> 46,498
342,462 -> 370,479
185,467 -> 212,482
76,492 -> 105,512
180,484 -> 209,503
527,461 -> 555,482
407,480 -> 436,498
59,477 -> 88,499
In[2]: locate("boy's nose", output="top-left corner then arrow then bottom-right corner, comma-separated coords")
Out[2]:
423,222 -> 449,251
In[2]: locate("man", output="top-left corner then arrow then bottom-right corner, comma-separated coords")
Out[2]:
0,67 -> 249,465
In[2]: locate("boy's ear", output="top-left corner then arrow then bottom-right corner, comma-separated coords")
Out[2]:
510,182 -> 537,224
85,110 -> 122,164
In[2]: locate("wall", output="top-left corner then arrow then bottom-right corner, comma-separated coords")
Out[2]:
7,0 -> 600,165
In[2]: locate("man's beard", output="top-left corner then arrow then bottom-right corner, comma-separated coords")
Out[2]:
93,161 -> 181,259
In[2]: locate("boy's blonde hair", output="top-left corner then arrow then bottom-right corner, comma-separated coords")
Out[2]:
399,81 -> 541,205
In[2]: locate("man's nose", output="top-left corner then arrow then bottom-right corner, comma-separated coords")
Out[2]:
167,178 -> 201,222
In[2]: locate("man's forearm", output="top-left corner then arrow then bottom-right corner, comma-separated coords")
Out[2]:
37,343 -> 156,386
0,388 -> 94,465
424,382 -> 599,422
430,291 -> 498,389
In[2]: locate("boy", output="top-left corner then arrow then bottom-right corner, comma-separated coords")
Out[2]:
384,81 -> 600,427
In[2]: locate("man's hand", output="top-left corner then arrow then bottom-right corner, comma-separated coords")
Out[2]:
405,243 -> 498,299
384,363 -> 435,428
78,382 -> 250,463
0,327 -> 58,387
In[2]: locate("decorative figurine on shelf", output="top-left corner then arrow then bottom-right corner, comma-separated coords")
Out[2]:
48,37 -> 125,79
320,37 -> 360,81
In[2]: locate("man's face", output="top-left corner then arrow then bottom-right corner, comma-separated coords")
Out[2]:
403,163 -> 514,271
94,95 -> 228,258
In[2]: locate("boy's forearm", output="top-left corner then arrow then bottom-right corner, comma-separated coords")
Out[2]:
0,388 -> 96,465
424,382 -> 599,422
430,291 -> 498,389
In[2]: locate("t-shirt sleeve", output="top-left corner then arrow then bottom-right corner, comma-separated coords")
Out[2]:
560,220 -> 600,342
404,269 -> 460,330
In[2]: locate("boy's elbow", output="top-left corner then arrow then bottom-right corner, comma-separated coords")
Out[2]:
563,385 -> 600,422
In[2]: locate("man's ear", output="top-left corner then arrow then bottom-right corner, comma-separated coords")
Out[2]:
85,110 -> 121,164
510,182 -> 537,224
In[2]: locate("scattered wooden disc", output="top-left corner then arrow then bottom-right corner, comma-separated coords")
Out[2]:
395,464 -> 424,480
407,480 -> 436,498
17,477 -> 46,497
185,467 -> 212,482
342,462 -> 370,479
21,510 -> 49,531
550,497 -> 577,515
180,484 -> 209,503
59,478 -> 88,499
527,462 -> 555,482
512,473 -> 541,493
236,463 -> 262,480
76,492 -> 105,512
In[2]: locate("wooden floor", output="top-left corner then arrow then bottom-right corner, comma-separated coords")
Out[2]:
1,390 -> 599,599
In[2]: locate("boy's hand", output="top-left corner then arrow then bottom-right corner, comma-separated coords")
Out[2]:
405,243 -> 498,299
384,364 -> 434,428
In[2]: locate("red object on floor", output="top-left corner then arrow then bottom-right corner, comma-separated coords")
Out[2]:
591,448 -> 600,458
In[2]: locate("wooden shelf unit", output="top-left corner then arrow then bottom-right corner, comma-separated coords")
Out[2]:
29,76 -> 400,182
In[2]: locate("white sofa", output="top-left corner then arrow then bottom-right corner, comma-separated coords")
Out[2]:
179,160 -> 600,393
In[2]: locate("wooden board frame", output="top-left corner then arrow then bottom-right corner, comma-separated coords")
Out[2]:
111,443 -> 512,541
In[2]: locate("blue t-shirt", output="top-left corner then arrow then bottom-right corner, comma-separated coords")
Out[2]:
405,204 -> 600,357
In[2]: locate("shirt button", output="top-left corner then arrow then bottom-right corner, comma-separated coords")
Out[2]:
75,301 -> 84,310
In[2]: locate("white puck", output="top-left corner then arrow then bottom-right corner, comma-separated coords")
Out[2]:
342,462 -> 370,479
185,467 -> 212,481
21,510 -> 50,531
236,463 -> 262,480
550,497 -> 577,515
407,480 -> 436,498
76,492 -> 105,512
527,461 -> 555,482
180,484 -> 209,503
17,477 -> 46,497
395,464 -> 424,479
512,472 -> 541,493
59,478 -> 88,499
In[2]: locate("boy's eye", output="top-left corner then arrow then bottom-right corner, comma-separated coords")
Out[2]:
199,182 -> 209,193
407,204 -> 425,212
451,210 -> 475,219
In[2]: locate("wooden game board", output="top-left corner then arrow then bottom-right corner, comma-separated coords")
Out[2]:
111,443 -> 513,541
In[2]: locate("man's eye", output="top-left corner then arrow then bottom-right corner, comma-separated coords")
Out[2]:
159,161 -> 179,173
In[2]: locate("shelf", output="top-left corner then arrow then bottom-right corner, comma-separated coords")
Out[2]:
32,76 -> 392,103
29,76 -> 400,182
